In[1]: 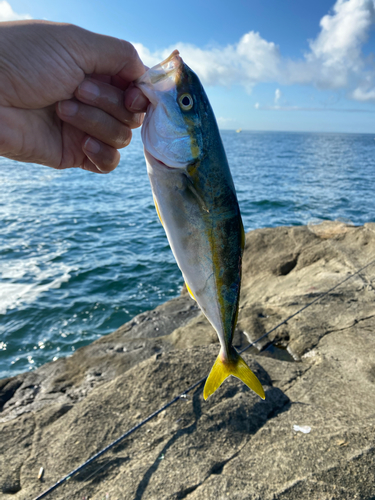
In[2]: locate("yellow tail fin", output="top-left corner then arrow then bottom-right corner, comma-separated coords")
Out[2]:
203,348 -> 265,400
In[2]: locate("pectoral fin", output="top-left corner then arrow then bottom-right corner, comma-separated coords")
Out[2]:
203,348 -> 265,400
183,174 -> 209,213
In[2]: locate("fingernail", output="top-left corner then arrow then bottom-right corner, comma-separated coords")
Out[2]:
129,93 -> 147,111
134,113 -> 144,127
78,80 -> 100,101
58,100 -> 78,116
84,137 -> 101,154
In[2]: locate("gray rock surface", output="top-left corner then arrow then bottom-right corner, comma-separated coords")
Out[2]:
1,222 -> 375,500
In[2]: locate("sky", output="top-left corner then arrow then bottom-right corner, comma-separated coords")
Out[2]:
1,0 -> 375,133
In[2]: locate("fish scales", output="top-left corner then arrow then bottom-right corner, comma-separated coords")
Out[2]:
136,51 -> 265,400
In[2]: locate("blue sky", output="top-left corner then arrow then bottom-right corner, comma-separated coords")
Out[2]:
2,0 -> 375,133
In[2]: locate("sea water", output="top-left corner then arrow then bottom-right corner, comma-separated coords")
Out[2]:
1,130 -> 374,379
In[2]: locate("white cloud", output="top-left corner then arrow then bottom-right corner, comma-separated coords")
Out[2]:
351,86 -> 375,100
135,32 -> 280,92
274,89 -> 281,105
133,0 -> 375,102
132,43 -> 161,69
0,1 -> 32,21
290,0 -> 375,89
309,0 -> 374,67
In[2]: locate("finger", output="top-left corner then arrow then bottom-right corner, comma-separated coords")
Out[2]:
111,74 -> 130,91
57,99 -> 132,149
82,136 -> 120,173
69,26 -> 146,81
80,157 -> 105,174
90,74 -> 111,84
75,79 -> 143,129
125,85 -> 149,113
91,74 -> 131,91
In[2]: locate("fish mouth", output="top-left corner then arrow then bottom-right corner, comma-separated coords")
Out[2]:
157,50 -> 182,78
135,50 -> 183,91
159,50 -> 180,65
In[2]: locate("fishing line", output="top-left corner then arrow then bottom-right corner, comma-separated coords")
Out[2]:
33,257 -> 375,500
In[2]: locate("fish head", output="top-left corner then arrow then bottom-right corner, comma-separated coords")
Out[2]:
135,51 -> 207,170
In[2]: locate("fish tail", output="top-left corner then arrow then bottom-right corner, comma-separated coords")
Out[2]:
203,347 -> 265,400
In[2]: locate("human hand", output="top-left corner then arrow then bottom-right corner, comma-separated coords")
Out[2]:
0,21 -> 149,173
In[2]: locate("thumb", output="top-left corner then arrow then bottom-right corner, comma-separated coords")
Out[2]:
66,25 -> 146,81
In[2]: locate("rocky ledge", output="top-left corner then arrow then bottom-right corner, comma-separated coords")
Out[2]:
1,222 -> 375,500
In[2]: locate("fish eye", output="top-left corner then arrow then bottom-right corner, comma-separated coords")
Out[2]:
178,93 -> 193,111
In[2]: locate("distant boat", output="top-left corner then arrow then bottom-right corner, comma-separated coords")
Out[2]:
236,128 -> 242,133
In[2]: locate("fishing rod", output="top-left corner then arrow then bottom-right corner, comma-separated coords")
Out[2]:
33,256 -> 375,500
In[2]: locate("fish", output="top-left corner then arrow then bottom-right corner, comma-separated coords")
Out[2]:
135,51 -> 265,401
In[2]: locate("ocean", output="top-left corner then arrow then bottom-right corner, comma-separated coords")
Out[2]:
0,130 -> 374,379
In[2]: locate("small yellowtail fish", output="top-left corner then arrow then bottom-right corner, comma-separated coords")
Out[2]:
135,51 -> 265,401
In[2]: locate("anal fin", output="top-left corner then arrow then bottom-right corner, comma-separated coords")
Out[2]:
185,281 -> 196,301
153,196 -> 163,226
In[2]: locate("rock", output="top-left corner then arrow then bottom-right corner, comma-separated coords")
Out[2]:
238,222 -> 375,359
1,223 -> 375,499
